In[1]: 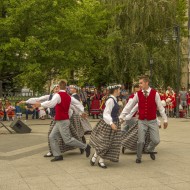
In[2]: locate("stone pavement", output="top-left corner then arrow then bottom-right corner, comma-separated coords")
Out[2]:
0,118 -> 190,190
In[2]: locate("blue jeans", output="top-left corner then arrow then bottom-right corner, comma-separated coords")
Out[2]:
26,109 -> 36,119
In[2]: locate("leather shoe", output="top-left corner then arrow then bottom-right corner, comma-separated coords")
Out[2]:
122,147 -> 125,154
136,159 -> 141,164
80,148 -> 84,154
82,136 -> 86,144
149,152 -> 156,160
85,144 -> 91,158
51,156 -> 63,162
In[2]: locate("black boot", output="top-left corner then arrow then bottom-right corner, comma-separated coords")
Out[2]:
147,152 -> 157,160
85,144 -> 91,157
96,115 -> 99,119
136,158 -> 142,164
122,147 -> 125,154
82,136 -> 86,144
80,137 -> 86,154
51,155 -> 63,162
93,115 -> 95,119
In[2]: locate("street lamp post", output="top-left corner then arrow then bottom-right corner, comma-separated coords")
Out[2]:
0,80 -> 2,97
164,25 -> 180,118
174,25 -> 180,118
149,58 -> 154,87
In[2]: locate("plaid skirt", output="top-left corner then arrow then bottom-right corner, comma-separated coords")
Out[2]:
72,112 -> 85,138
48,119 -> 83,153
89,119 -> 122,162
80,118 -> 92,133
121,121 -> 150,151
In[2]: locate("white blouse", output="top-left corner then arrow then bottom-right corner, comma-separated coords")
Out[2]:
103,95 -> 117,125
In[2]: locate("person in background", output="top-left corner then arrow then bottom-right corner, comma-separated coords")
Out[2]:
121,85 -> 127,106
25,104 -> 37,120
15,101 -> 22,119
179,87 -> 188,110
187,89 -> 190,116
158,88 -> 166,107
86,88 -> 91,115
166,90 -> 176,117
166,86 -> 174,96
80,87 -> 87,108
69,85 -> 81,101
100,88 -> 108,112
0,99 -> 4,121
38,107 -> 46,120
90,88 -> 101,119
4,99 -> 15,121
117,97 -> 123,113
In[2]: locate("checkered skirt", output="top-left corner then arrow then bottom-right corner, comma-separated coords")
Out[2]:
121,121 -> 151,151
80,118 -> 92,133
89,119 -> 122,162
72,112 -> 85,138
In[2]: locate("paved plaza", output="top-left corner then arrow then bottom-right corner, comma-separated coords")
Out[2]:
0,118 -> 190,190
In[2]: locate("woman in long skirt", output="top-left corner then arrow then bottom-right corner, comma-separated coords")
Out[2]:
89,84 -> 122,169
90,88 -> 101,119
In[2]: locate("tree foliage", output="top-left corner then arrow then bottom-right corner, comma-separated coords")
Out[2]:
0,0 -> 188,93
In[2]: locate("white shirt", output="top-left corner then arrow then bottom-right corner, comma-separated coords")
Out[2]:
122,87 -> 168,123
119,93 -> 137,120
123,104 -> 138,121
103,95 -> 117,125
26,95 -> 50,104
26,90 -> 84,114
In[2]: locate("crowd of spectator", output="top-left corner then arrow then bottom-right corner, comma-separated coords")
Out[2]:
0,99 -> 39,121
77,85 -> 190,119
0,84 -> 190,121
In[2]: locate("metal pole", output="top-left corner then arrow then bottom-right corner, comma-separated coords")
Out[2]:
175,25 -> 180,118
188,0 -> 190,90
0,80 -> 2,97
149,58 -> 153,87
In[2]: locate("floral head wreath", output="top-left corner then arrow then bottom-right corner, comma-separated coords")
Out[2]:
51,84 -> 59,91
69,85 -> 80,91
107,84 -> 121,90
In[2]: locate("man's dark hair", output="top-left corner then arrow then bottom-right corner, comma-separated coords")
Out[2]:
133,83 -> 139,88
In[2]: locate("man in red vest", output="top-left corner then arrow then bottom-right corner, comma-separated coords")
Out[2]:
33,80 -> 91,162
123,76 -> 168,163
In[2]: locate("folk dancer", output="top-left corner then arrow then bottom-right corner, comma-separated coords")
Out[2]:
33,80 -> 91,162
122,76 -> 168,163
70,85 -> 92,136
89,84 -> 122,169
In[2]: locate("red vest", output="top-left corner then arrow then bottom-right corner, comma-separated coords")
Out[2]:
55,92 -> 71,121
138,89 -> 157,120
129,94 -> 137,117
